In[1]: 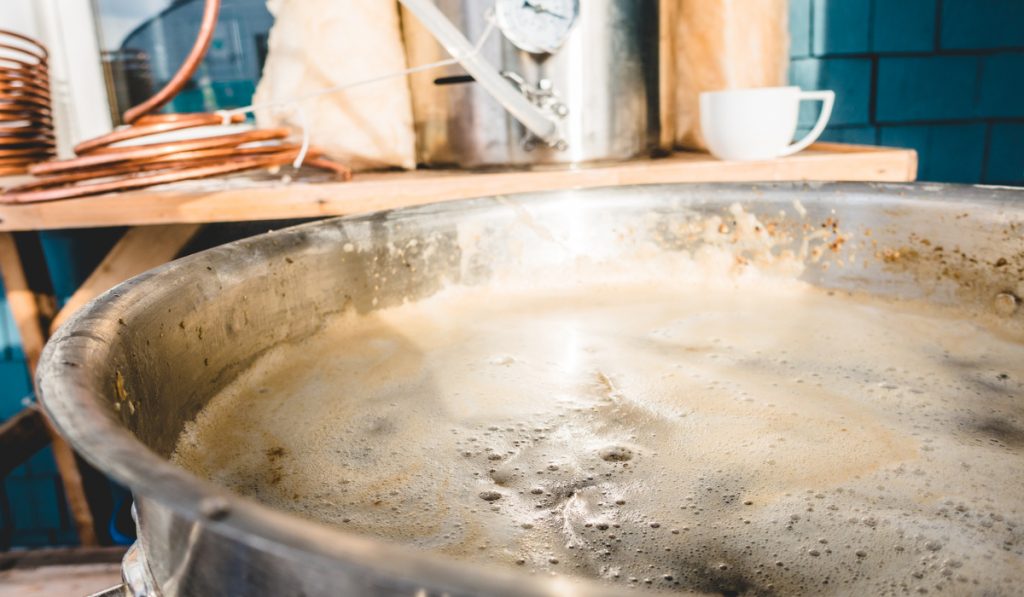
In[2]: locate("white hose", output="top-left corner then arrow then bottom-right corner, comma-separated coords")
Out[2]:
399,0 -> 562,146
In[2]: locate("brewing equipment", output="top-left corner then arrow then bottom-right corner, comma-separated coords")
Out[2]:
38,182 -> 1024,596
0,0 -> 351,204
402,0 -> 664,167
0,30 -> 55,175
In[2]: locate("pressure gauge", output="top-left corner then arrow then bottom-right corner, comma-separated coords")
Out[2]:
495,0 -> 580,55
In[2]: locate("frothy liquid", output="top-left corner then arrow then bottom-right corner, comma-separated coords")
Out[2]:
174,274 -> 1024,595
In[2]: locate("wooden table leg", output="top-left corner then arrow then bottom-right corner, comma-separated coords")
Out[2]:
0,231 -> 98,546
0,405 -> 50,478
2,224 -> 201,547
1,225 -> 201,547
50,224 -> 201,333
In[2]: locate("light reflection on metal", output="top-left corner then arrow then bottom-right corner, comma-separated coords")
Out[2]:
38,183 -> 1024,597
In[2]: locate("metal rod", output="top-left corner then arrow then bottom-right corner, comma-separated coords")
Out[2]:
398,0 -> 562,145
121,0 -> 221,123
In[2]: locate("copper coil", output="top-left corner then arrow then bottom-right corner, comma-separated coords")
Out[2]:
0,29 -> 54,174
0,144 -> 54,156
2,114 -> 351,203
1,147 -> 351,204
74,112 -> 247,154
8,145 -> 303,190
0,73 -> 51,93
0,88 -> 51,108
0,68 -> 50,85
0,30 -> 48,60
0,0 -> 351,204
30,128 -> 294,175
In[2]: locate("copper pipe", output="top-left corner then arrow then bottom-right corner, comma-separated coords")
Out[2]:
0,85 -> 52,101
0,119 -> 55,131
0,0 -> 352,204
0,147 -> 56,158
0,30 -> 48,60
0,30 -> 54,175
29,128 -> 292,175
7,145 -> 303,190
0,140 -> 54,150
122,0 -> 221,123
1,149 -> 351,204
74,112 -> 246,154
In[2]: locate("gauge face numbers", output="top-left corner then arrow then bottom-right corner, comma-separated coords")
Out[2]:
495,0 -> 580,54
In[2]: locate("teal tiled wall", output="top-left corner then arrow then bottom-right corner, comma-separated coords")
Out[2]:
792,0 -> 1024,185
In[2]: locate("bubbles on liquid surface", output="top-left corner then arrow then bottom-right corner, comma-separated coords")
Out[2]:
173,274 -> 1024,596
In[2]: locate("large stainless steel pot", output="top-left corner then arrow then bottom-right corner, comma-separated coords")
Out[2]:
38,183 -> 1024,596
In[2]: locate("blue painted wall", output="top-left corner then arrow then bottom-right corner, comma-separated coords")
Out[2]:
791,0 -> 1024,184
2,0 -> 1023,548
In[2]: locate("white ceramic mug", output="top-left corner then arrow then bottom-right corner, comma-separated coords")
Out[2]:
700,86 -> 835,161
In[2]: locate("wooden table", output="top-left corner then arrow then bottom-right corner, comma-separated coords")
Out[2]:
0,143 -> 917,545
0,144 -> 916,231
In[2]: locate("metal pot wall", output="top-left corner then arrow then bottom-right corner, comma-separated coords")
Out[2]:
37,182 -> 1024,596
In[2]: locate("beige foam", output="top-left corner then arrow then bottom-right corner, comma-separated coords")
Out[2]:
174,256 -> 1024,595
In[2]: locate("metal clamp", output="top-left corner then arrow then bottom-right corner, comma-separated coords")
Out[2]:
501,72 -> 569,151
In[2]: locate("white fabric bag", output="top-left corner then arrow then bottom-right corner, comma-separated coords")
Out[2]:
253,0 -> 416,170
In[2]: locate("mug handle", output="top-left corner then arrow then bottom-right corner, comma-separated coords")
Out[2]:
780,90 -> 836,157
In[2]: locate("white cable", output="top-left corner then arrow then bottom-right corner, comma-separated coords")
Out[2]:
292,104 -> 310,169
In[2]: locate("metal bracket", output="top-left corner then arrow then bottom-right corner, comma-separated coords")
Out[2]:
501,71 -> 569,151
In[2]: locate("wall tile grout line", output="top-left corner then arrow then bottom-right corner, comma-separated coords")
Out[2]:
980,122 -> 994,183
868,55 -> 879,125
803,48 -> 1024,60
867,0 -> 876,52
875,117 -> 1024,127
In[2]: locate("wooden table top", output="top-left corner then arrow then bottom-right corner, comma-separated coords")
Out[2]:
0,143 -> 916,232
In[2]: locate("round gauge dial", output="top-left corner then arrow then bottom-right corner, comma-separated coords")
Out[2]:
495,0 -> 580,55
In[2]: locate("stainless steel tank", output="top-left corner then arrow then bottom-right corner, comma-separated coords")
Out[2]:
401,0 -> 665,168
37,182 -> 1024,596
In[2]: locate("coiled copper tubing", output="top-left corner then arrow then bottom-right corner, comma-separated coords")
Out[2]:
0,30 -> 56,176
1,0 -> 351,204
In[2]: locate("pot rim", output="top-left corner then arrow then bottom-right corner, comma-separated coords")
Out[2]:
35,181 -> 1024,595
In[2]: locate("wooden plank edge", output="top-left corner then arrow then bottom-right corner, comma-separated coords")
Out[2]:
0,146 -> 918,231
0,546 -> 127,570
0,406 -> 50,478
0,233 -> 49,372
50,224 -> 202,333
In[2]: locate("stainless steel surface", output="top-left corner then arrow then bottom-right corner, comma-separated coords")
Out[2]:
37,182 -> 1024,596
87,585 -> 129,597
402,0 -> 663,167
399,0 -> 563,146
121,542 -> 155,597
